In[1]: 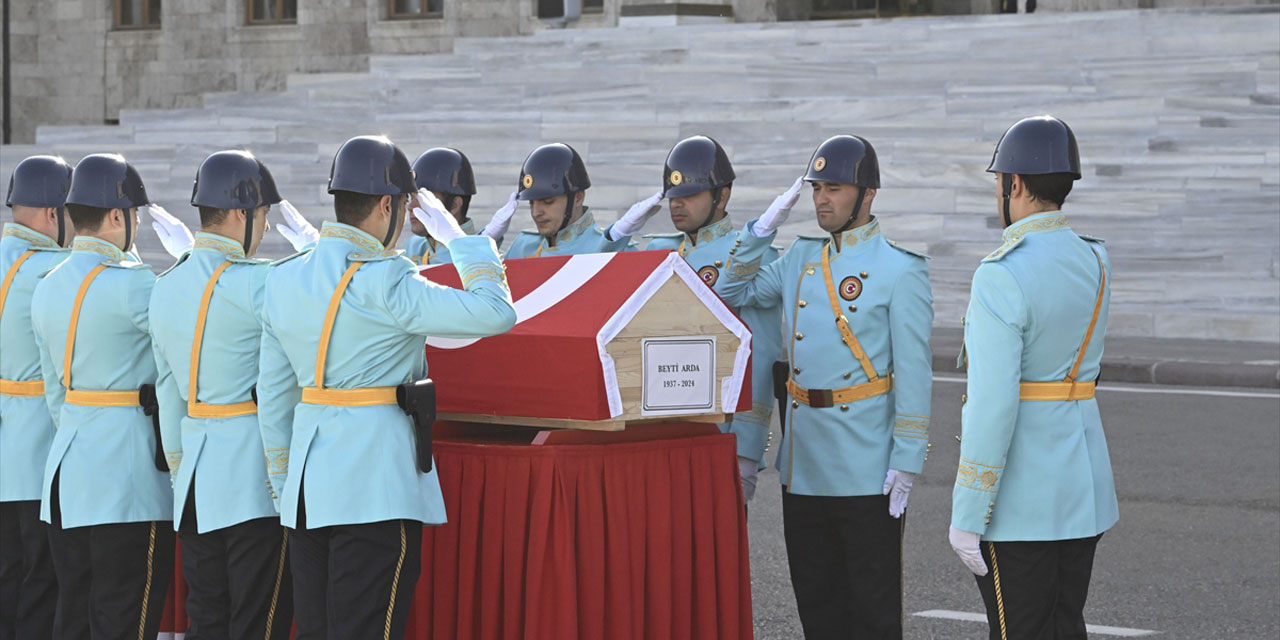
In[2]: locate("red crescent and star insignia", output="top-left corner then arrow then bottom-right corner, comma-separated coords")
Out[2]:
697,265 -> 720,287
839,275 -> 862,301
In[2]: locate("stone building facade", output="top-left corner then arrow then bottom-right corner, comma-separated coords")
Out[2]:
1,0 -> 1274,143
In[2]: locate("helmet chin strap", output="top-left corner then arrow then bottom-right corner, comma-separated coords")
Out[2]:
121,208 -> 133,253
1000,173 -> 1014,229
689,186 -> 724,245
242,208 -> 255,256
553,191 -> 576,241
832,187 -> 867,239
55,207 -> 66,247
382,195 -> 403,249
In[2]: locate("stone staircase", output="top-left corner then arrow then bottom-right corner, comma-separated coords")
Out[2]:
4,6 -> 1278,342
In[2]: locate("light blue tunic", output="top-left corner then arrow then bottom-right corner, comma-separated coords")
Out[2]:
952,211 -> 1119,542
0,224 -> 69,502
31,236 -> 171,527
257,222 -> 515,529
502,208 -> 633,259
149,232 -> 278,533
718,218 -> 934,496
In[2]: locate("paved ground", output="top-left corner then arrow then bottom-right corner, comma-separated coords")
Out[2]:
746,377 -> 1280,639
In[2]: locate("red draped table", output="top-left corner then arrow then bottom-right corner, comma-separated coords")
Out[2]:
161,422 -> 754,639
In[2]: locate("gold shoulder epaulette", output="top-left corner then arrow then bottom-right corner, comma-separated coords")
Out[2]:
156,252 -> 191,277
982,237 -> 1025,263
885,238 -> 930,260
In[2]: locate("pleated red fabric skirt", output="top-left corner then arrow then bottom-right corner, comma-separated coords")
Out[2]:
162,427 -> 753,639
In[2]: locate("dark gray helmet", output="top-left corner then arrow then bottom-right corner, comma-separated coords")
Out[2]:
663,136 -> 735,199
191,150 -> 282,210
516,143 -> 590,201
328,135 -> 415,196
6,155 -> 73,209
987,115 -> 1082,179
65,154 -> 150,209
413,147 -> 476,196
804,135 -> 880,188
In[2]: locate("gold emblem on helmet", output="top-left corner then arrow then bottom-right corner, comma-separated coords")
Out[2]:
814,157 -> 827,171
522,174 -> 534,189
670,170 -> 683,186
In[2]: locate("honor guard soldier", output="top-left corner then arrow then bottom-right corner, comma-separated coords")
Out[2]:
718,136 -> 933,639
948,116 -> 1118,640
502,142 -> 661,258
256,135 -> 516,639
148,151 -> 294,639
405,147 -> 516,264
0,155 -> 74,639
30,153 -> 175,639
642,136 -> 783,503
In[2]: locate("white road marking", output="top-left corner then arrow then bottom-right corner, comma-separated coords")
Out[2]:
913,610 -> 1159,637
931,374 -> 1280,400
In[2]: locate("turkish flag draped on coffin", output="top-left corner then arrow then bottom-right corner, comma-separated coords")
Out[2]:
420,251 -> 752,422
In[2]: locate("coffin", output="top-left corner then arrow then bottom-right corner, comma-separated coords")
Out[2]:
421,251 -> 752,431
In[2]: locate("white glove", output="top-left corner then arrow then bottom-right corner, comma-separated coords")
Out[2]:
949,526 -> 989,576
276,200 -> 320,251
751,176 -> 805,238
882,469 -> 916,518
738,457 -> 760,502
413,188 -> 466,247
146,204 -> 194,258
608,190 -> 664,241
481,191 -> 518,240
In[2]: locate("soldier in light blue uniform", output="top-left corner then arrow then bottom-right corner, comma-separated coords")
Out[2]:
405,147 -> 514,265
257,135 -> 516,639
718,136 -> 933,639
949,116 -> 1118,640
30,153 -> 174,639
502,143 -> 653,258
642,135 -> 782,505
0,155 -> 75,639
148,151 -> 293,638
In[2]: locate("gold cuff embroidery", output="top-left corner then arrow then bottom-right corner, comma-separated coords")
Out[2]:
893,414 -> 929,439
165,451 -> 183,476
728,257 -> 761,279
265,448 -> 290,475
459,263 -> 508,290
956,457 -> 1003,493
733,401 -> 774,427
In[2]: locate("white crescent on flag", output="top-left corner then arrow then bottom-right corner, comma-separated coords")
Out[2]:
424,253 -> 617,349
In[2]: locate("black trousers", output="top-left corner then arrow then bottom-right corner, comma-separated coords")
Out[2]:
782,491 -> 904,640
179,486 -> 293,640
975,535 -> 1103,640
0,500 -> 57,640
46,472 -> 175,640
289,497 -> 422,640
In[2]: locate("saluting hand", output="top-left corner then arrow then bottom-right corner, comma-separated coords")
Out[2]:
752,176 -> 806,238
481,191 -> 519,241
145,204 -> 195,258
413,188 -> 466,246
609,190 -> 665,241
276,200 -> 320,251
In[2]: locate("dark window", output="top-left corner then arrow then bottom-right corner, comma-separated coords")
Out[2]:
584,0 -> 604,13
114,0 -> 161,29
810,0 -> 924,17
389,0 -> 444,18
249,0 -> 298,24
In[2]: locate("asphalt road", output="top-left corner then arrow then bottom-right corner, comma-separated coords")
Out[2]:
745,377 -> 1280,639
